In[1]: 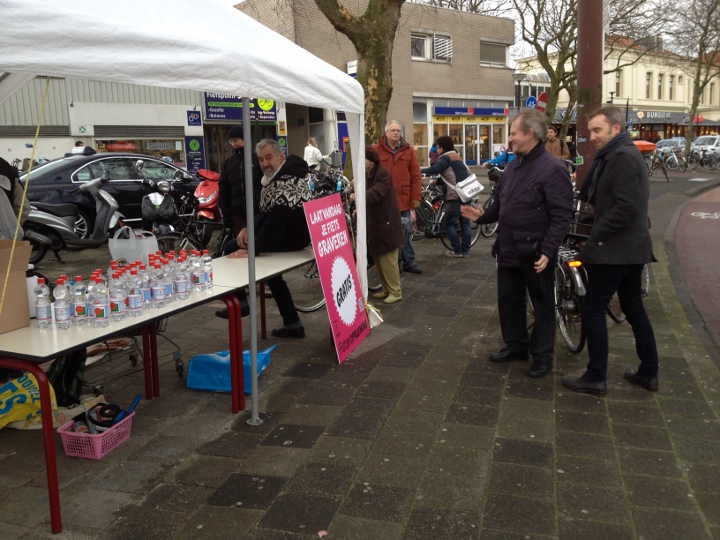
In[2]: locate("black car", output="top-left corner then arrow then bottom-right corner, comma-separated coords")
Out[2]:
19,149 -> 200,237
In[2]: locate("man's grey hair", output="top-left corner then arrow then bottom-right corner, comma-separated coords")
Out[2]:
256,139 -> 283,155
588,105 -> 627,132
385,120 -> 402,132
510,109 -> 548,142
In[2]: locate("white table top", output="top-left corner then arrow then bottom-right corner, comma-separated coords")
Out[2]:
210,248 -> 315,287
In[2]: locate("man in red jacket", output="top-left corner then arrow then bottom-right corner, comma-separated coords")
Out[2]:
374,121 -> 423,274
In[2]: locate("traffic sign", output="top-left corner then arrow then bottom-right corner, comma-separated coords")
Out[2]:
536,92 -> 548,112
525,96 -> 537,109
627,119 -> 633,129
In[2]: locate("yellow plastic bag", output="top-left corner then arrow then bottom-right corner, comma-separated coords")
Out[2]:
0,373 -> 57,429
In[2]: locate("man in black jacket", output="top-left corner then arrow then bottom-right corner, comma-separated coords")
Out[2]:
563,106 -> 658,396
234,139 -> 313,338
462,109 -> 573,378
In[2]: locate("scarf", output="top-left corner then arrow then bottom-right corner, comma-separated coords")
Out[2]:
579,132 -> 630,204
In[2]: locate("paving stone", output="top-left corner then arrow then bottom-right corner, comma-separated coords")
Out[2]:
380,349 -> 427,369
624,475 -> 697,511
163,455 -> 243,489
384,409 -> 446,434
174,507 -> 262,540
427,445 -> 489,478
195,431 -> 264,458
497,412 -> 554,443
127,434 -> 204,464
261,392 -> 304,413
459,370 -> 508,388
114,503 -> 185,523
232,446 -> 309,477
697,493 -> 720,527
556,432 -> 616,459
436,423 -> 495,450
141,483 -> 214,513
557,483 -> 630,523
482,493 -> 555,536
355,380 -> 406,401
357,453 -> 427,489
206,473 -> 287,509
487,462 -> 554,500
105,515 -> 183,540
395,387 -> 453,414
94,461 -> 166,494
284,461 -> 356,499
365,366 -> 417,384
373,429 -> 436,457
632,507 -> 712,540
417,472 -> 485,510
258,492 -> 339,533
326,397 -> 395,440
617,447 -> 683,478
403,506 -> 480,540
0,523 -> 29,540
308,436 -> 373,468
687,463 -> 720,492
557,518 -> 633,540
283,363 -> 333,379
260,424 -> 325,449
667,417 -> 720,440
554,391 -> 607,413
300,385 -> 355,407
59,488 -> 135,529
480,530 -> 554,540
327,515 -> 403,540
607,402 -> 664,427
556,410 -> 611,436
0,486 -> 59,527
445,404 -> 499,427
279,404 -> 343,427
556,455 -> 623,488
339,483 -> 415,522
464,357 -> 510,374
273,377 -> 321,395
452,385 -> 503,407
231,410 -> 286,434
503,380 -> 554,400
675,438 -> 720,465
658,398 -> 715,419
492,438 -> 554,468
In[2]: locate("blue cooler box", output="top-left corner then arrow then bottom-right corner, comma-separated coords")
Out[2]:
186,345 -> 277,395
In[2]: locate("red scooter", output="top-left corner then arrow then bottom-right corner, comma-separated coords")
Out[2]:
193,169 -> 221,247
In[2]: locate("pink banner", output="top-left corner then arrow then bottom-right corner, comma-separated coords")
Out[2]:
304,194 -> 370,363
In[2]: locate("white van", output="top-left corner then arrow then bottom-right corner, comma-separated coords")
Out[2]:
693,135 -> 720,153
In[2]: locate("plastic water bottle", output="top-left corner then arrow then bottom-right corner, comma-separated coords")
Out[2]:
53,278 -> 73,330
127,270 -> 144,317
161,258 -> 175,304
151,264 -> 167,309
71,276 -> 88,327
34,277 -> 52,329
109,273 -> 128,322
174,257 -> 191,301
92,277 -> 110,328
202,249 -> 213,289
336,175 -> 343,192
308,174 -> 315,194
138,264 -> 152,306
191,251 -> 206,292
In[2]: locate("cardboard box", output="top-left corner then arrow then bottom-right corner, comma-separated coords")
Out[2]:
0,240 -> 31,334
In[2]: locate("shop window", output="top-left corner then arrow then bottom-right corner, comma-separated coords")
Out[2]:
480,42 -> 507,67
308,107 -> 324,123
669,75 -> 674,100
615,70 -> 622,97
413,123 -> 429,167
413,101 -> 428,123
411,32 -> 452,63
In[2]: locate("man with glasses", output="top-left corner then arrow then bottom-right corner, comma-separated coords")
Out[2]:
374,121 -> 423,274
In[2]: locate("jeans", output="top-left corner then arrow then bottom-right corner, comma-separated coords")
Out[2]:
583,264 -> 658,382
399,209 -> 417,269
443,200 -> 472,255
497,265 -> 556,364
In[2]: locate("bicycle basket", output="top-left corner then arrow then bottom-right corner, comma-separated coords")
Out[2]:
141,194 -> 175,221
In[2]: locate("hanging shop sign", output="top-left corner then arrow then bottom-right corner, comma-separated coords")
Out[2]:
203,94 -> 277,122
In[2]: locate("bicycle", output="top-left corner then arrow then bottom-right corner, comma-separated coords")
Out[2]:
688,148 -> 718,171
645,150 -> 670,181
663,147 -> 687,172
555,245 -> 587,354
480,165 -> 503,238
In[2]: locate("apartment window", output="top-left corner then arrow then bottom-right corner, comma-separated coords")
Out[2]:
678,75 -> 683,84
479,42 -> 507,66
658,74 -> 664,100
645,72 -> 652,99
615,70 -> 622,97
669,75 -> 674,100
711,83 -> 716,105
411,32 -> 452,63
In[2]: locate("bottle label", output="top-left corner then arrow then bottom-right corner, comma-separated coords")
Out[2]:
141,284 -> 151,302
54,305 -> 72,322
110,293 -> 127,313
36,304 -> 51,321
205,271 -> 213,285
152,286 -> 166,301
128,293 -> 143,310
175,277 -> 190,294
165,282 -> 174,297
94,302 -> 109,320
192,271 -> 206,285
72,301 -> 87,318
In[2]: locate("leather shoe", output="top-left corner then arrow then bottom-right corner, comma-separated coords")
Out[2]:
624,370 -> 659,391
383,294 -> 402,304
271,326 -> 305,338
489,347 -> 529,363
215,305 -> 250,319
527,362 -> 552,378
562,375 -> 607,397
403,265 -> 423,274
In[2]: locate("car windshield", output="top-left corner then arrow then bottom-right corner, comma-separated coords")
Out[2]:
694,136 -> 717,146
18,158 -> 75,182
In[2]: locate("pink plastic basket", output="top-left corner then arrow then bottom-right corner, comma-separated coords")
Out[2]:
57,412 -> 134,459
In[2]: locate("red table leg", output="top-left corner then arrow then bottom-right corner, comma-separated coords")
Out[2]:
0,357 -> 62,534
149,322 -> 160,397
221,295 -> 244,413
141,325 -> 153,400
260,280 -> 267,340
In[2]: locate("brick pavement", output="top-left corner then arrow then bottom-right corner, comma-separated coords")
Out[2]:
2,180 -> 720,539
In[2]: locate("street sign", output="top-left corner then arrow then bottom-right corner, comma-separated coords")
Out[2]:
536,92 -> 548,112
627,119 -> 633,129
525,96 -> 537,109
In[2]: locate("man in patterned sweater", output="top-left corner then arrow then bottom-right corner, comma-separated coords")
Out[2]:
234,139 -> 313,338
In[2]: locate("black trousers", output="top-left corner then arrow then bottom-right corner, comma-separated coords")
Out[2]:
222,238 -> 301,328
497,264 -> 556,364
583,264 -> 658,382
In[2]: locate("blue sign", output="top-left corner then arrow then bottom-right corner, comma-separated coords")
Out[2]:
203,94 -> 277,122
187,110 -> 202,126
433,107 -> 507,117
627,119 -> 634,129
184,136 -> 206,174
525,96 -> 537,109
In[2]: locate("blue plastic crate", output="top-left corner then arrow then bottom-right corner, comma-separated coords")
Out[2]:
186,345 -> 277,395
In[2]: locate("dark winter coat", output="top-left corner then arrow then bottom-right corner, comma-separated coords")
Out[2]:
578,135 -> 654,265
421,150 -> 469,202
255,155 -> 312,255
373,136 -> 422,211
365,164 -> 405,257
478,141 -> 574,267
218,147 -> 262,234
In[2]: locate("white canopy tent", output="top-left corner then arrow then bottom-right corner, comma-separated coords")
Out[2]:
0,0 -> 368,417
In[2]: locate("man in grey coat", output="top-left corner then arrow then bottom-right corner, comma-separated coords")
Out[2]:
562,105 -> 659,397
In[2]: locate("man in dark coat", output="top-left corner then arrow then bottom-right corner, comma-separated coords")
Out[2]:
563,105 -> 659,396
462,109 -> 573,378
234,139 -> 313,338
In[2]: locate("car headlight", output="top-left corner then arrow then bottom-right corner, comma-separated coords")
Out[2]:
197,191 -> 217,205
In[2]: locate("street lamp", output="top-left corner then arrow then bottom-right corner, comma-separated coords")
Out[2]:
608,91 -> 615,104
512,72 -> 527,110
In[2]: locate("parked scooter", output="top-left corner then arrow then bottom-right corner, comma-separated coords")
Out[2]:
192,169 -> 221,247
23,175 -> 124,264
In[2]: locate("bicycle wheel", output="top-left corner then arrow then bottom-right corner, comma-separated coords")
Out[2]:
606,292 -> 626,323
155,232 -> 202,254
678,156 -> 688,172
413,200 -> 435,241
688,154 -> 700,170
664,155 -> 678,171
480,197 -> 498,238
367,261 -> 383,292
285,260 -> 326,312
554,263 -> 586,354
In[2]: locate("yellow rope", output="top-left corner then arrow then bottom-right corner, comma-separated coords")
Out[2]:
0,77 -> 51,319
